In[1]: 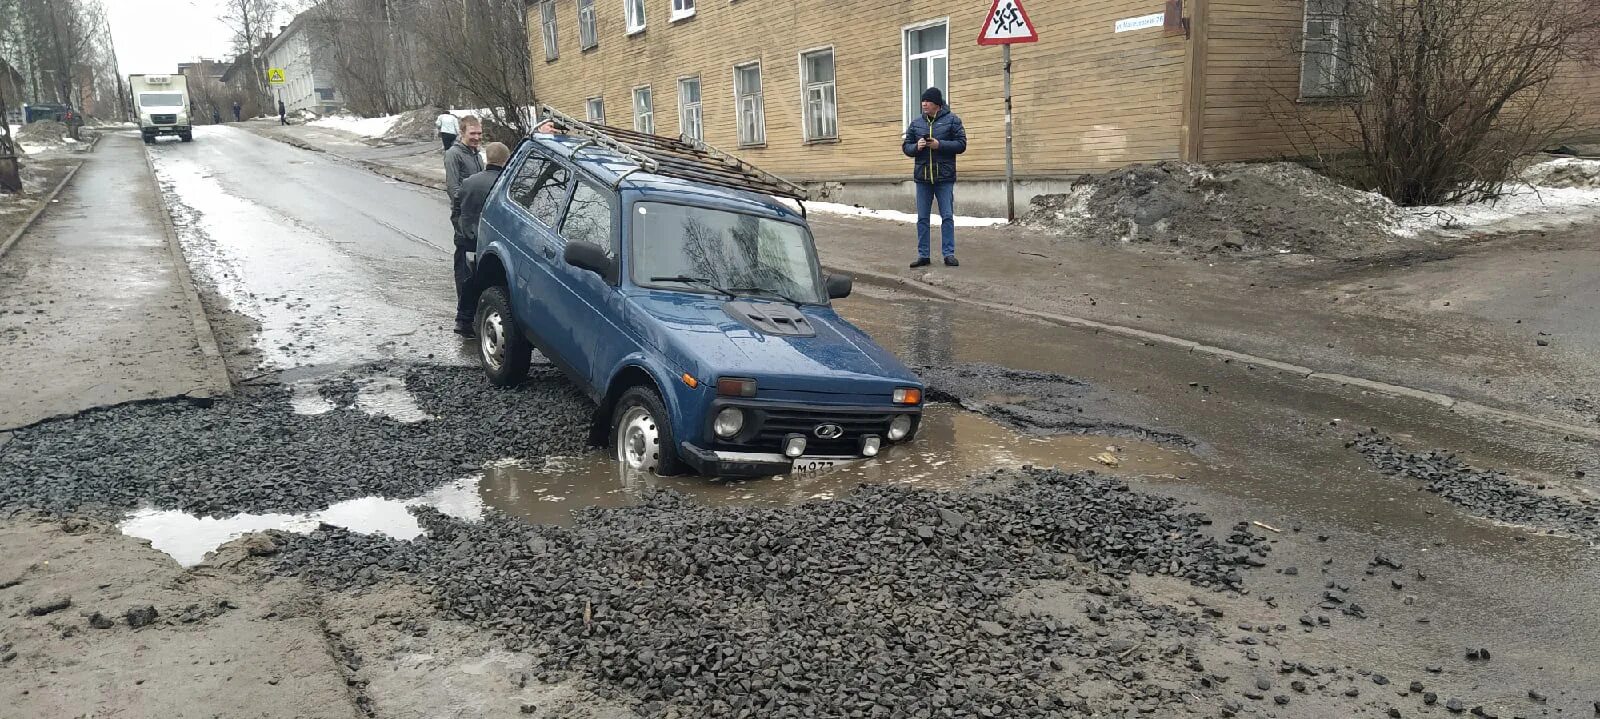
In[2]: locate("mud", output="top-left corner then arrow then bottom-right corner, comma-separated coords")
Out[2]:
919,363 -> 1194,446
1024,161 -> 1399,257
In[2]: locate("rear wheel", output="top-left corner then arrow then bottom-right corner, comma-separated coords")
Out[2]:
180,133 -> 193,142
612,387 -> 684,476
142,135 -> 154,145
474,285 -> 531,386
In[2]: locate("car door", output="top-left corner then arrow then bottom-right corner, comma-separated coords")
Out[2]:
554,178 -> 636,389
501,152 -> 580,372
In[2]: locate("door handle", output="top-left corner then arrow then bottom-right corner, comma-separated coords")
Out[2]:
543,245 -> 555,260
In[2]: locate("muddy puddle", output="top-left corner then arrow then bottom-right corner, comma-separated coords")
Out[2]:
479,404 -> 1201,525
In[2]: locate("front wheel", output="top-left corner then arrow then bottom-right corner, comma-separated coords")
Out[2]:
180,133 -> 193,142
475,285 -> 531,386
612,387 -> 685,476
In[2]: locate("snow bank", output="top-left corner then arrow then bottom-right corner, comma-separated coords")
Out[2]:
1394,159 -> 1600,236
804,201 -> 1007,227
310,113 -> 399,138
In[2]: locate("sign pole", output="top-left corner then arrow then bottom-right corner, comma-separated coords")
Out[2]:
1003,43 -> 1014,223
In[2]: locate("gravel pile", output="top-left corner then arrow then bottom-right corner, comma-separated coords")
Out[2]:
1351,432 -> 1600,541
920,363 -> 1191,446
0,365 -> 591,518
268,467 -> 1269,717
16,120 -> 71,148
384,106 -> 445,142
1024,161 -> 1398,257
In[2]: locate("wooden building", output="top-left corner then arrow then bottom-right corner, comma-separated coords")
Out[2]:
527,0 -> 1600,214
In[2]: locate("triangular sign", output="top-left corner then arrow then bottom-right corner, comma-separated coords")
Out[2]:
978,0 -> 1039,45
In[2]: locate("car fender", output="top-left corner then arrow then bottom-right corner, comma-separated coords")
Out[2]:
599,352 -> 704,444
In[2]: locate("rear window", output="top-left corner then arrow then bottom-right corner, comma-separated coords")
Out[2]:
139,93 -> 185,108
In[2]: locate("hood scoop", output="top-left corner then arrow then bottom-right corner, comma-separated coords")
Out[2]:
723,300 -> 816,337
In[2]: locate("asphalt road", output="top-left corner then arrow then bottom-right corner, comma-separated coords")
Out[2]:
142,123 -> 1600,715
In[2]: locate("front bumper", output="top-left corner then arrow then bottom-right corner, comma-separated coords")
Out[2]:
142,125 -> 190,136
678,443 -> 863,478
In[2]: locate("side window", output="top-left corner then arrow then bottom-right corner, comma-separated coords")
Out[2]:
530,163 -> 572,227
560,182 -> 616,258
508,156 -> 549,210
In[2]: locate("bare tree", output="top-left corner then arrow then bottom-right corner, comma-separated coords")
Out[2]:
1281,0 -> 1600,206
218,0 -> 280,110
409,0 -> 534,135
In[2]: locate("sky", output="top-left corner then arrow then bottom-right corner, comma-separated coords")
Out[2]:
105,0 -> 248,76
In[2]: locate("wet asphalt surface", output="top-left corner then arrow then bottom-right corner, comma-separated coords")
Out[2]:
2,125 -> 1598,717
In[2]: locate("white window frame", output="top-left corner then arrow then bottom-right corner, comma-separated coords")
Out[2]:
733,61 -> 765,147
671,0 -> 695,22
540,0 -> 559,61
1299,0 -> 1355,99
901,18 -> 949,127
625,0 -> 646,35
677,76 -> 703,142
633,86 -> 653,134
798,46 -> 838,142
578,0 -> 598,50
587,96 -> 606,124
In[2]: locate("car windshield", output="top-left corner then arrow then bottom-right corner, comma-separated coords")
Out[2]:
139,93 -> 184,108
631,202 -> 825,304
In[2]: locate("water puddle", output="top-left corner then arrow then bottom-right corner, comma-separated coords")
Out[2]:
355,376 -> 433,423
120,478 -> 483,567
479,405 -> 1201,525
289,380 -> 335,415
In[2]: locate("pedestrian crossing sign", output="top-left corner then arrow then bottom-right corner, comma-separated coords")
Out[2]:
978,0 -> 1039,45
267,68 -> 286,86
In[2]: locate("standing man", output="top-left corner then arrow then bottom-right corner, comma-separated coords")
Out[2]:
437,107 -> 460,151
231,101 -> 241,123
278,99 -> 288,126
902,87 -> 967,268
454,141 -> 510,336
445,116 -> 485,337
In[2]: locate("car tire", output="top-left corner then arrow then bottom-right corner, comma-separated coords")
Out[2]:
612,386 -> 685,476
142,135 -> 154,145
475,285 -> 531,387
180,133 -> 193,142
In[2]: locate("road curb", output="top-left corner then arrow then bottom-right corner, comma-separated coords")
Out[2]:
139,141 -> 234,397
833,263 -> 1600,442
0,161 -> 83,261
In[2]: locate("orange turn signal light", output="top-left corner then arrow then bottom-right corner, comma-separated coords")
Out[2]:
893,388 -> 922,405
681,373 -> 699,389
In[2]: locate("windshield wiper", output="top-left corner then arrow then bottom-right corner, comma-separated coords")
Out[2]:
729,286 -> 805,306
648,275 -> 735,299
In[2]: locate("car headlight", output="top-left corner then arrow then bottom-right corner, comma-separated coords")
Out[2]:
714,407 -> 745,438
888,414 -> 913,441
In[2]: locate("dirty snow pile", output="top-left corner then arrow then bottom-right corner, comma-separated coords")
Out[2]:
1025,161 -> 1399,256
14,120 -> 73,154
384,105 -> 447,142
1396,158 -> 1600,236
310,112 -> 400,138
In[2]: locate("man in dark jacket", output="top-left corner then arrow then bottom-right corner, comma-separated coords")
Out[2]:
231,101 -> 241,122
453,142 -> 509,337
445,116 -> 486,337
278,99 -> 288,125
901,87 -> 967,267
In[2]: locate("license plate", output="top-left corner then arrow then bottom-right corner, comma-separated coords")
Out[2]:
791,458 -> 844,474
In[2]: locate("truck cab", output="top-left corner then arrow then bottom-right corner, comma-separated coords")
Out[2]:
470,113 -> 924,478
128,74 -> 192,144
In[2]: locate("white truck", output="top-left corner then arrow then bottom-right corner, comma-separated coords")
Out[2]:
128,74 -> 192,144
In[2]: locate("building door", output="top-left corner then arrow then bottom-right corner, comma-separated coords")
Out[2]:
904,21 -> 948,125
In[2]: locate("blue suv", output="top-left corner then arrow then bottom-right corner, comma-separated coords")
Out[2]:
470,118 -> 924,477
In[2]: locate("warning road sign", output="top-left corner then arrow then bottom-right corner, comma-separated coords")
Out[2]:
978,0 -> 1038,45
267,67 -> 286,86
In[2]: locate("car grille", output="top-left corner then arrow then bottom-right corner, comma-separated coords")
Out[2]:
720,407 -> 896,456
152,114 -> 177,125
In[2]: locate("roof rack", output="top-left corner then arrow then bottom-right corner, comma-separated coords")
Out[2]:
539,104 -> 810,207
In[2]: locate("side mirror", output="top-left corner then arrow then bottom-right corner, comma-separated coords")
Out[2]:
564,242 -> 615,282
826,273 -> 853,299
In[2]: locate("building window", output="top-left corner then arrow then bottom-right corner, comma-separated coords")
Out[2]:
633,86 -> 654,134
671,0 -> 694,21
677,76 -> 702,142
578,0 -> 598,50
540,0 -> 559,61
587,97 -> 606,124
800,48 -> 837,141
903,21 -> 948,124
1300,0 -> 1354,98
316,88 -> 335,101
625,0 -> 646,34
734,63 -> 764,147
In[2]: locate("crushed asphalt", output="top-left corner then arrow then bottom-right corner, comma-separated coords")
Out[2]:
1351,431 -> 1600,542
918,363 -> 1192,447
267,467 -> 1270,717
0,364 -> 591,517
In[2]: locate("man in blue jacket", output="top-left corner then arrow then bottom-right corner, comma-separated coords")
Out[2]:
902,87 -> 967,267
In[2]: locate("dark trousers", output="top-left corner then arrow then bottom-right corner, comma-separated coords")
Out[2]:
441,132 -> 457,150
279,113 -> 288,126
454,245 -> 477,325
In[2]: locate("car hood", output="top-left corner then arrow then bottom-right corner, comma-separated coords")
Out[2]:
627,291 -> 920,396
